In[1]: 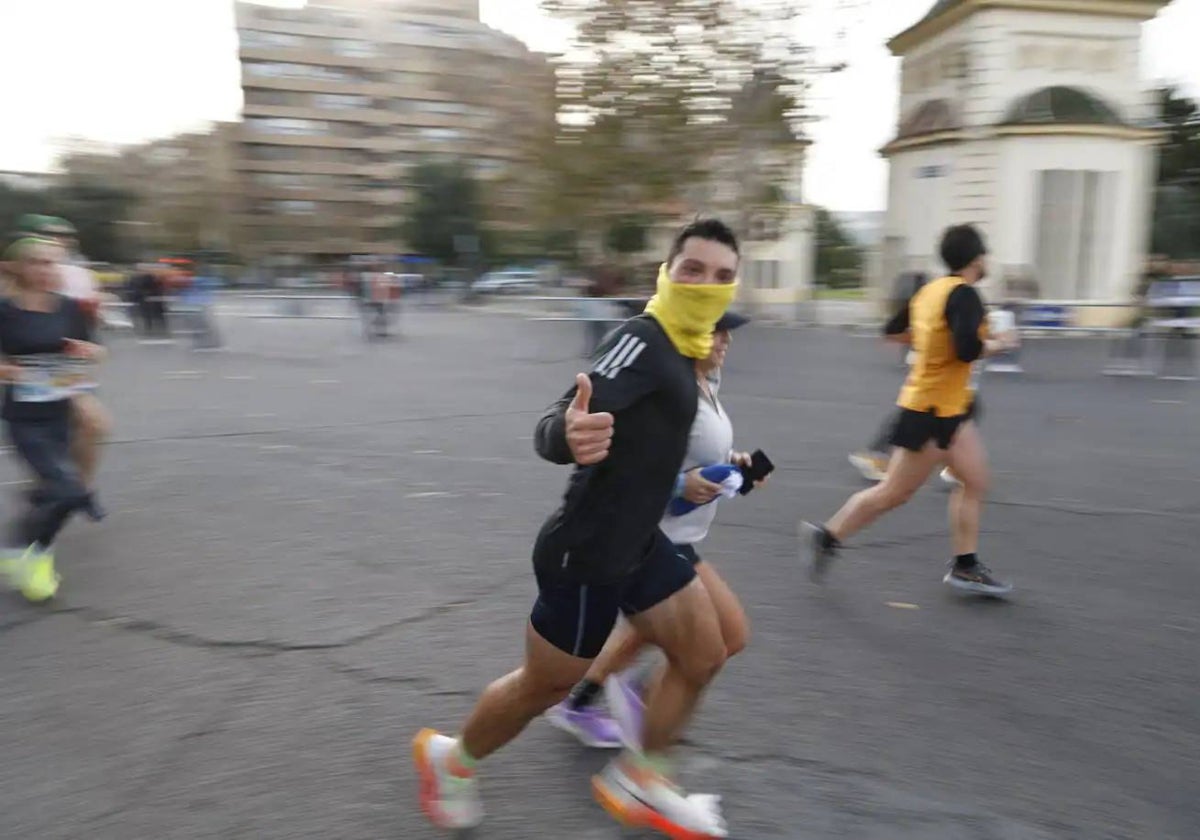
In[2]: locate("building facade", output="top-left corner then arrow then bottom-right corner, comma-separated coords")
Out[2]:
877,0 -> 1166,303
56,124 -> 240,258
234,0 -> 553,263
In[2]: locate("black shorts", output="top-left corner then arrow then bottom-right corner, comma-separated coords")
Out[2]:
674,543 -> 701,566
889,400 -> 979,452
530,529 -> 696,659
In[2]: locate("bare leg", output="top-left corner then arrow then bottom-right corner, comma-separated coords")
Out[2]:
826,443 -> 943,541
70,394 -> 111,488
628,577 -> 726,753
584,560 -> 749,686
459,622 -> 593,761
944,421 -> 989,556
694,561 -> 750,658
583,619 -> 648,684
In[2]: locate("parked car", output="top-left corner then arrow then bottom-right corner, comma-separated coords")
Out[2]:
469,268 -> 540,295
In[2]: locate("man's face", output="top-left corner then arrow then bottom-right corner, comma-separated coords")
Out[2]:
668,237 -> 738,286
968,254 -> 988,282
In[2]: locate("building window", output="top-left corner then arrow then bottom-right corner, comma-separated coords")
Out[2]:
246,117 -> 330,136
418,127 -> 464,142
313,93 -> 369,110
245,144 -> 298,161
241,30 -> 305,50
329,39 -> 375,57
413,101 -> 473,116
244,62 -> 351,82
274,200 -> 317,215
248,89 -> 305,108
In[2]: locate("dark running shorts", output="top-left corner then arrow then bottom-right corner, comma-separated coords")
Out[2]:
889,399 -> 979,452
530,529 -> 696,659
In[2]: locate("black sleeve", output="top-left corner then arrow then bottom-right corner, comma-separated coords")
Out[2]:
65,298 -> 94,343
882,303 -> 910,336
533,321 -> 664,465
534,394 -> 574,465
945,284 -> 985,363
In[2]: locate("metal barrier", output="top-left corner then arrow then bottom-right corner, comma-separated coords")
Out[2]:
231,293 -> 358,321
981,299 -> 1197,381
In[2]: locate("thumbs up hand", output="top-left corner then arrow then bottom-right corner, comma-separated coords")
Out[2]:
565,373 -> 614,465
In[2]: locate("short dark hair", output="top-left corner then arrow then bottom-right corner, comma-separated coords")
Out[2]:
939,224 -> 987,273
667,217 -> 740,265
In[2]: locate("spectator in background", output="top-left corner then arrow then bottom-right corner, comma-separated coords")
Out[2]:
180,265 -> 222,350
364,263 -> 393,341
582,264 -> 624,357
132,266 -> 168,339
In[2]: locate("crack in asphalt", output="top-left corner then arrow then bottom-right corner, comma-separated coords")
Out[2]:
1,569 -> 529,662
321,657 -> 436,689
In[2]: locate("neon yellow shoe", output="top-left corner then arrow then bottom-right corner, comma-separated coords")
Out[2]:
14,546 -> 60,603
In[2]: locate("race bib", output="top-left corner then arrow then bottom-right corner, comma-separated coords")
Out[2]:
11,355 -> 96,403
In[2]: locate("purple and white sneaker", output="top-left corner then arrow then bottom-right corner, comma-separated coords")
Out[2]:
544,702 -> 623,749
604,674 -> 646,750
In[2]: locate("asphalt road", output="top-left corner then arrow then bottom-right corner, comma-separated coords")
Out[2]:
1,307 -> 1197,840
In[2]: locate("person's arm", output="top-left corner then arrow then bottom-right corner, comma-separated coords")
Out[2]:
534,393 -> 576,465
534,323 -> 662,465
63,299 -> 106,362
882,303 -> 911,345
946,284 -> 1015,361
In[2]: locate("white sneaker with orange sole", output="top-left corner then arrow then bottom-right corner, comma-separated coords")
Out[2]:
412,729 -> 484,830
593,756 -> 727,839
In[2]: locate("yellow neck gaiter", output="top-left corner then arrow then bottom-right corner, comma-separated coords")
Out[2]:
643,264 -> 739,359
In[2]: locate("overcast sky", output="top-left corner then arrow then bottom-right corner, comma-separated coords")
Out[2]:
0,0 -> 1196,211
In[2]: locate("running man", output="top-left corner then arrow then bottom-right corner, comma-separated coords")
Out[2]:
801,224 -> 1019,595
546,310 -> 764,749
413,219 -> 741,838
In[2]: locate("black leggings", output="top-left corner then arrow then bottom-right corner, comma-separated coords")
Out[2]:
7,414 -> 88,548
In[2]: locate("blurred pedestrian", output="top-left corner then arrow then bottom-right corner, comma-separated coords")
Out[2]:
180,265 -> 222,350
0,236 -> 103,602
22,216 -> 110,520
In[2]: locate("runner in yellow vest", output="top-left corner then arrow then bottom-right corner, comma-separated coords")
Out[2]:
801,224 -> 1020,596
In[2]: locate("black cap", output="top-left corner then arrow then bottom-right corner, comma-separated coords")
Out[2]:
715,310 -> 750,332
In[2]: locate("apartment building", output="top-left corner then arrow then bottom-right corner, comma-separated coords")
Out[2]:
235,0 -> 554,263
57,124 -> 241,258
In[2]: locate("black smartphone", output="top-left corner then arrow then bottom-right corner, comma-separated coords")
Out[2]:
737,449 -> 775,495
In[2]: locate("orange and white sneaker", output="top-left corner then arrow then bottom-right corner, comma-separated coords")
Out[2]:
412,729 -> 483,830
593,755 -> 727,839
940,467 -> 963,487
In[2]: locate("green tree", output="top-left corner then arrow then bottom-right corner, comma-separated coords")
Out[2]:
0,179 -> 135,263
538,0 -> 820,242
604,215 -> 650,257
814,207 -> 863,289
1151,87 -> 1200,259
402,161 -> 489,266
52,178 -> 137,263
